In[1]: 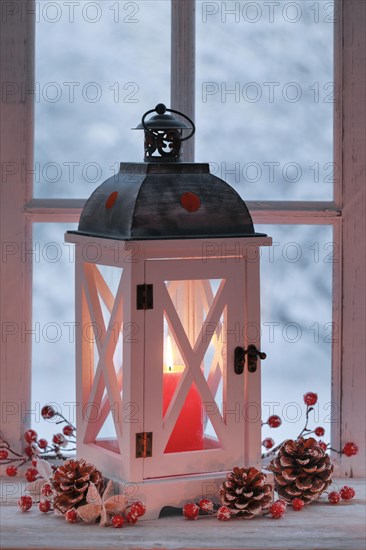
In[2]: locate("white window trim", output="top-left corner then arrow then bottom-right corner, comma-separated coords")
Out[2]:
1,0 -> 364,475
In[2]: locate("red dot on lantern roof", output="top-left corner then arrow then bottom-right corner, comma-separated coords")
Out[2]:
105,191 -> 118,209
180,192 -> 201,212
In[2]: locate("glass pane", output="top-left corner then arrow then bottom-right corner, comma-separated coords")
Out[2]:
162,279 -> 225,453
260,225 -> 333,447
196,0 -> 335,200
32,223 -> 77,442
91,264 -> 124,446
35,0 -> 171,198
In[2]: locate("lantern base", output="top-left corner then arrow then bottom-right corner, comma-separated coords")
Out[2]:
77,441 -> 262,519
113,471 -> 234,520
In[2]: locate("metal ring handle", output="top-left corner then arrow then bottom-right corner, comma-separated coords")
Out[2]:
141,104 -> 196,142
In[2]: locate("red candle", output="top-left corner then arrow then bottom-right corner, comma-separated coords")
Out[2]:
163,337 -> 203,453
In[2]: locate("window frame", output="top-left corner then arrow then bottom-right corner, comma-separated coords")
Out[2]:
0,0 -> 364,475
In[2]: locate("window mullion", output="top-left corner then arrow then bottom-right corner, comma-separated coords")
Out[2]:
25,198 -> 342,224
338,0 -> 366,476
171,0 -> 196,162
333,0 -> 343,209
0,1 -> 35,451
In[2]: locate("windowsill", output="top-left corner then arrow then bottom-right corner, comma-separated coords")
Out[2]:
1,478 -> 365,550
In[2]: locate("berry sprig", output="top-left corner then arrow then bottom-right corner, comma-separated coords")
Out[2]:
183,500 -> 223,521
17,494 -> 53,515
107,500 -> 146,527
0,437 -> 28,474
182,501 -> 233,522
0,405 -> 77,477
182,498 -> 286,522
261,391 -> 359,461
327,486 -> 356,504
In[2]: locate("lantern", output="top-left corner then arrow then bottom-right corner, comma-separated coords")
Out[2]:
65,104 -> 272,518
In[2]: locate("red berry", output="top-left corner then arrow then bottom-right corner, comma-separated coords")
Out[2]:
25,467 -> 38,482
112,515 -> 125,528
262,437 -> 275,449
6,465 -> 17,477
342,442 -> 358,457
125,511 -> 138,524
63,425 -> 74,436
52,433 -> 67,446
65,509 -> 77,523
0,449 -> 9,460
31,459 -> 38,467
39,500 -> 51,513
315,427 -> 325,437
38,439 -> 48,449
24,429 -> 38,443
198,498 -> 214,513
183,502 -> 199,520
217,506 -> 231,521
41,483 -> 53,498
318,440 -> 327,451
18,495 -> 33,512
41,405 -> 56,419
130,501 -> 146,517
269,501 -> 286,519
328,491 -> 341,504
340,486 -> 355,501
292,498 -> 304,511
24,445 -> 35,457
268,415 -> 282,428
303,392 -> 318,406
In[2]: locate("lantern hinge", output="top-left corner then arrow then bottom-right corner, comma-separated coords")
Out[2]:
136,284 -> 153,310
136,432 -> 153,458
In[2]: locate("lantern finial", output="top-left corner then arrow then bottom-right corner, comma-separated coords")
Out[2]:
134,103 -> 195,163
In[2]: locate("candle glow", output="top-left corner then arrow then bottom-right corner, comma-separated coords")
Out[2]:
163,334 -> 203,452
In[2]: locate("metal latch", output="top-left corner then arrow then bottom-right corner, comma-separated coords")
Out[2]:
245,345 -> 267,373
234,345 -> 266,374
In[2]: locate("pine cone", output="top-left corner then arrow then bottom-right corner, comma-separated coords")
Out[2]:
52,459 -> 104,514
268,437 -> 333,504
220,466 -> 272,518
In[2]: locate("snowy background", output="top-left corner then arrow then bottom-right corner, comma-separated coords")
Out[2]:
32,0 -> 334,449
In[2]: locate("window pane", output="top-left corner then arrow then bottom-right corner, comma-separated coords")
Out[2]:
260,224 -> 334,446
34,1 -> 171,198
196,0 -> 335,200
32,223 -> 77,441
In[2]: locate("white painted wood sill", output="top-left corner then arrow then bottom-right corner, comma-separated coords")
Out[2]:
0,478 -> 365,550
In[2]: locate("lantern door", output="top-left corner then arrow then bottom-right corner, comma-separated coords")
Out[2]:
142,257 -> 259,479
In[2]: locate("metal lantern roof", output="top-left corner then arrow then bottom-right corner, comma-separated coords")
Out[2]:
69,104 -> 266,241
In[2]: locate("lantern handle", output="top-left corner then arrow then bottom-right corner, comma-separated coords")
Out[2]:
141,104 -> 196,142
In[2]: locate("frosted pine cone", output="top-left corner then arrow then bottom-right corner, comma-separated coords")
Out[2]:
268,437 -> 333,504
53,459 -> 103,514
220,467 -> 272,518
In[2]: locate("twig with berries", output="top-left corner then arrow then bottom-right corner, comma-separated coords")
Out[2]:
40,405 -> 76,458
261,391 -> 359,460
263,394 -> 358,510
0,404 -> 77,478
0,437 -> 28,477
328,486 -> 356,504
183,500 -> 231,521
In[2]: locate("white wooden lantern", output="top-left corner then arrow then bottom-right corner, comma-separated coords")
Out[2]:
65,105 -> 272,518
